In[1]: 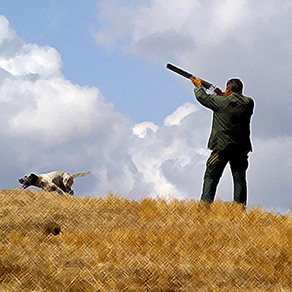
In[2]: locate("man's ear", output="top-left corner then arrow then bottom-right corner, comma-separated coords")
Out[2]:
225,86 -> 233,96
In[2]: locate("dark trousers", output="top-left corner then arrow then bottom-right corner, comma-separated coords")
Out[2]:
201,150 -> 249,205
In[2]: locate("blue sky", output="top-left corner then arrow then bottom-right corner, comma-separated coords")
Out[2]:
0,0 -> 292,213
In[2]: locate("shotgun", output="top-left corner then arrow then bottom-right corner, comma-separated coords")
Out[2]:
166,63 -> 223,95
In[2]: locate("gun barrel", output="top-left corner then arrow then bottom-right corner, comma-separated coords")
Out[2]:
166,63 -> 223,95
166,63 -> 193,79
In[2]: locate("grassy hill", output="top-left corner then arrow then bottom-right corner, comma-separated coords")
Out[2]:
0,189 -> 291,291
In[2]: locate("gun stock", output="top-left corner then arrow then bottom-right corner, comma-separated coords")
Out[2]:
166,63 -> 223,95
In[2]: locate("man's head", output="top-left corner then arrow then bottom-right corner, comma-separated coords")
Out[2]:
225,78 -> 243,95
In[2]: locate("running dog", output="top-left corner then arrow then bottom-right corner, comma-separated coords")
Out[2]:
18,171 -> 92,195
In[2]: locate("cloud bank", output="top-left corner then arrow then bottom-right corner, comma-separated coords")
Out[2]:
1,1 -> 292,214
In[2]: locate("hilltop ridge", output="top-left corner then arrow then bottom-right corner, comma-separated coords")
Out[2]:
0,189 -> 291,291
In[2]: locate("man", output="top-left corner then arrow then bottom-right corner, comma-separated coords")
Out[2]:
191,76 -> 254,206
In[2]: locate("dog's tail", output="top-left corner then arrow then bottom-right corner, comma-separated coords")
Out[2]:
72,171 -> 92,178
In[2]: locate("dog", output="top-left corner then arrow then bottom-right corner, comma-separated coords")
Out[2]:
18,171 -> 92,195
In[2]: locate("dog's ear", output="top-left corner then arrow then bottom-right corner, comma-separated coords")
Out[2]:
28,173 -> 39,185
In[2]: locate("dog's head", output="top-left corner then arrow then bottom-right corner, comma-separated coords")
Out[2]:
18,173 -> 39,189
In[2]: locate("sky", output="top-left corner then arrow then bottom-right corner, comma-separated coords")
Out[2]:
0,0 -> 291,213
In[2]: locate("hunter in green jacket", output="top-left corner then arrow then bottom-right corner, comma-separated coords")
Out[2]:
191,77 -> 254,206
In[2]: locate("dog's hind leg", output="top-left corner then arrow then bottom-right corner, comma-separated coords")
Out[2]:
44,183 -> 66,195
63,173 -> 74,195
66,188 -> 74,196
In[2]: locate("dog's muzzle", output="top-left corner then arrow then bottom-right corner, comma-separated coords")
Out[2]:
18,178 -> 28,188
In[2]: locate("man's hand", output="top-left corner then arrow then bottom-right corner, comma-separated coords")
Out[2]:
190,76 -> 202,87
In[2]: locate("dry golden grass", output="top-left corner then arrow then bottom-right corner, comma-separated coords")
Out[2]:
0,189 -> 291,291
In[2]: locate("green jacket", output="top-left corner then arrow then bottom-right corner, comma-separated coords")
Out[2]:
194,85 -> 254,152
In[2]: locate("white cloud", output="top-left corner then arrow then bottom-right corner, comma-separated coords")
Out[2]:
9,80 -> 103,144
132,121 -> 159,138
96,0 -> 292,55
0,15 -> 15,46
164,102 -> 197,126
0,66 -> 118,146
129,106 -> 211,200
0,44 -> 61,76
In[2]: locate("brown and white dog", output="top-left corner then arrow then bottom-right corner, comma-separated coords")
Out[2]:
18,171 -> 92,195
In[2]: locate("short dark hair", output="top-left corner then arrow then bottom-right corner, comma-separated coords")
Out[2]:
226,78 -> 243,93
